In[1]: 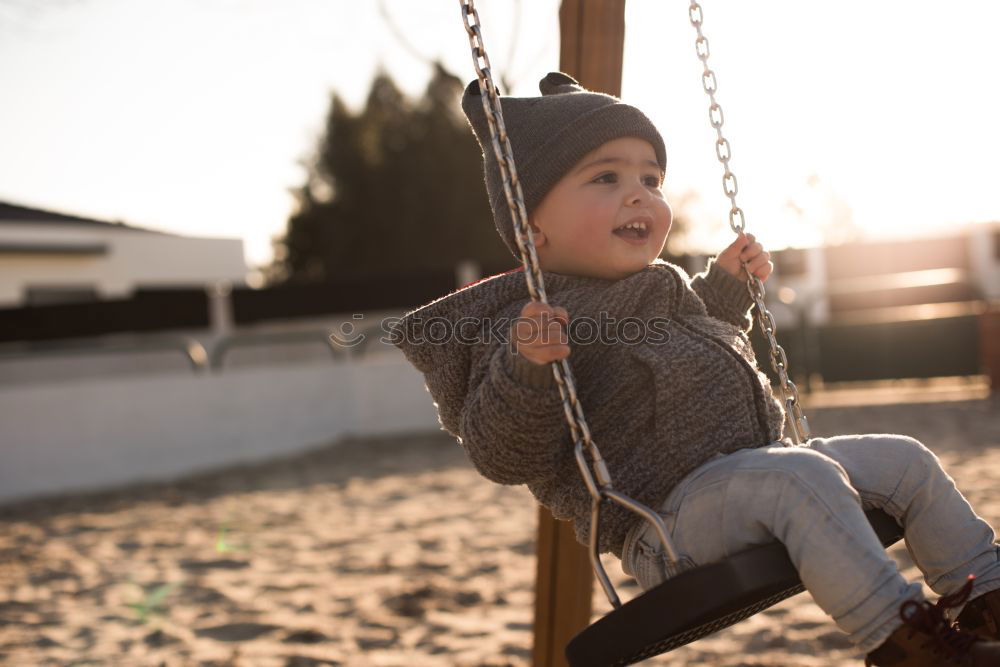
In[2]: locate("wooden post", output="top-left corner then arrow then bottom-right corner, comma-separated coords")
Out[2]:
531,2 -> 627,666
531,505 -> 597,667
558,0 -> 626,96
981,301 -> 1000,392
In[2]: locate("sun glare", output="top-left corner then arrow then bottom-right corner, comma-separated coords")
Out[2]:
623,0 -> 999,252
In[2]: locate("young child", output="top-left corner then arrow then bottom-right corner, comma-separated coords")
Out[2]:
391,72 -> 1000,665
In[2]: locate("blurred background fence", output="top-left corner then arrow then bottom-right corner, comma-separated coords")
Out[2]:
1,228 -> 998,504
749,228 -> 999,389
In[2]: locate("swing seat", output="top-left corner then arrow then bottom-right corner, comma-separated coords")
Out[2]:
565,508 -> 903,667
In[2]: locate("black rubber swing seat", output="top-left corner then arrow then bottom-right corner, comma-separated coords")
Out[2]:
565,508 -> 903,666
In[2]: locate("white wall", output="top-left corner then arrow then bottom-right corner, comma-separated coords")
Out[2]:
0,223 -> 246,306
0,352 -> 442,503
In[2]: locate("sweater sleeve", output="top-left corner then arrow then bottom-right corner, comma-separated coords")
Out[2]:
457,343 -> 572,485
690,256 -> 756,333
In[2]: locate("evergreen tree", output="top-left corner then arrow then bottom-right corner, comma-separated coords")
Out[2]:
273,63 -> 512,284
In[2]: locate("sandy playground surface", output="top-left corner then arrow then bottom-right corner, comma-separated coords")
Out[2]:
1,379 -> 998,666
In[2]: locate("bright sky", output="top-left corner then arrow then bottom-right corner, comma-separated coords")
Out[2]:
1,0 -> 998,275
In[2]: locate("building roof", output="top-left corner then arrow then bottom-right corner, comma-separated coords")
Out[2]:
0,201 -> 167,233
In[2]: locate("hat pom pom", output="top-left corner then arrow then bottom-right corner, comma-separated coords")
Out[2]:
539,72 -> 582,96
463,78 -> 501,98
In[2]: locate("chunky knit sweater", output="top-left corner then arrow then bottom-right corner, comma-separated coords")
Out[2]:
391,257 -> 788,557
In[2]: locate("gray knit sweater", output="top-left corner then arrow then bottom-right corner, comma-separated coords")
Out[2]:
391,257 -> 788,557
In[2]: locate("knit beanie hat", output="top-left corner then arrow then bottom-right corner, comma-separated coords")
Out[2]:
461,71 -> 667,260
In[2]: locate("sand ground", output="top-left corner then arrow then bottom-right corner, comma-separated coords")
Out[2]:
1,380 -> 998,666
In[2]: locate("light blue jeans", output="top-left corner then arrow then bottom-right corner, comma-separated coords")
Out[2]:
620,434 -> 1000,654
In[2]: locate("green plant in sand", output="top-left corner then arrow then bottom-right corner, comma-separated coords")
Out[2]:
126,581 -> 175,624
215,518 -> 252,554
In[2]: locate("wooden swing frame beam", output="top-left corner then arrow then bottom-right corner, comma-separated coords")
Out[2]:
530,2 -> 627,665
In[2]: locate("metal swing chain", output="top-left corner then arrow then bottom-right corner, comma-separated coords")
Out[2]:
688,1 -> 810,444
458,0 -> 682,610
457,0 -> 607,493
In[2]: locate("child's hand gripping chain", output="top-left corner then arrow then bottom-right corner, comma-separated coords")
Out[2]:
716,232 -> 773,283
511,302 -> 571,366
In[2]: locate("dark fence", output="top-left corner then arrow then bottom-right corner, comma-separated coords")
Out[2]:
1,264 -> 988,386
0,288 -> 210,344
231,269 -> 459,325
750,313 -> 983,386
814,315 -> 981,383
0,268 -> 493,342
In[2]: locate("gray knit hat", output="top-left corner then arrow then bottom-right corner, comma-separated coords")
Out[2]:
462,71 -> 667,260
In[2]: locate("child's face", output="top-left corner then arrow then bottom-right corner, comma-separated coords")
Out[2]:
528,137 -> 671,281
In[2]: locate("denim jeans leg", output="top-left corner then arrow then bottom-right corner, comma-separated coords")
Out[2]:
802,433 -> 1000,619
622,443 -> 926,655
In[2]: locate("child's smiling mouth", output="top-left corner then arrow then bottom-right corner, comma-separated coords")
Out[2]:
612,219 -> 650,243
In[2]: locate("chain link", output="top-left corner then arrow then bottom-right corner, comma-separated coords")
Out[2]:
458,0 -> 614,489
688,0 -> 810,443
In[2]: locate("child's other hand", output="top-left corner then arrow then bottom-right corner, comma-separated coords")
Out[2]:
717,232 -> 773,283
511,302 -> 570,366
